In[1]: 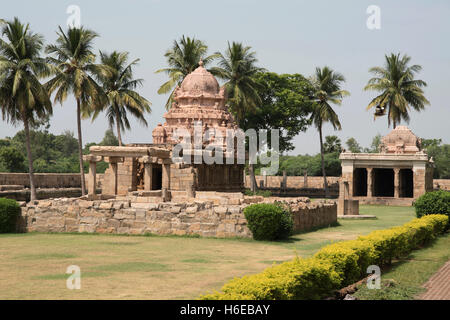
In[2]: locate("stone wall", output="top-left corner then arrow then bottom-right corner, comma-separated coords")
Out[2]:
434,179 -> 450,191
245,175 -> 340,189
0,173 -> 104,189
0,188 -> 82,202
18,197 -> 337,238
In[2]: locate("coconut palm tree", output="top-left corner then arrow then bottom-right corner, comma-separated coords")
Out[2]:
212,42 -> 265,192
0,18 -> 52,201
310,66 -> 349,197
45,26 -> 108,196
156,35 -> 219,109
92,51 -> 151,146
211,42 -> 265,129
364,53 -> 429,128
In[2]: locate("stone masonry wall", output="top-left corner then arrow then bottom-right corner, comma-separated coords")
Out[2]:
246,175 -> 340,189
18,197 -> 337,238
0,173 -> 104,189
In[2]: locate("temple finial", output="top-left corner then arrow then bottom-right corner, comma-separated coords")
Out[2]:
198,59 -> 204,67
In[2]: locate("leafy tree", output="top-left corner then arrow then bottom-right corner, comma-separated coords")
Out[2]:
45,26 -> 108,195
346,137 -> 362,153
100,129 -> 119,146
421,139 -> 450,179
0,18 -> 52,200
323,135 -> 342,154
247,72 -> 314,153
367,134 -> 382,153
94,51 -> 151,146
365,53 -> 429,128
0,146 -> 26,172
156,35 -> 218,109
212,42 -> 265,191
309,66 -> 349,197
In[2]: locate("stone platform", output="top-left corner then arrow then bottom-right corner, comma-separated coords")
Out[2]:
17,194 -> 337,238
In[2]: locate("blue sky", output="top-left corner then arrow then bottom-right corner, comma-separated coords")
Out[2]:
1,0 -> 449,154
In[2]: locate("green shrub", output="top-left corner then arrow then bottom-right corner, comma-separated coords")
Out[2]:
201,214 -> 448,300
244,189 -> 272,197
414,190 -> 450,219
0,198 -> 20,233
244,203 -> 293,241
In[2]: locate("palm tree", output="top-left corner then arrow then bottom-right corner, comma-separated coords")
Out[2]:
364,53 -> 429,128
93,51 -> 151,146
310,66 -> 350,197
156,35 -> 219,109
45,26 -> 108,196
0,18 -> 52,201
212,42 -> 265,192
211,42 -> 265,129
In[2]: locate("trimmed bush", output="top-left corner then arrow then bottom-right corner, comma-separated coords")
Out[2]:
244,203 -> 293,241
201,257 -> 341,300
414,190 -> 450,219
201,214 -> 448,300
0,198 -> 20,233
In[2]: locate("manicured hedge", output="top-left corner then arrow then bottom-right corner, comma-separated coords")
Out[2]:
414,190 -> 450,219
0,198 -> 20,233
244,203 -> 293,241
200,214 -> 448,300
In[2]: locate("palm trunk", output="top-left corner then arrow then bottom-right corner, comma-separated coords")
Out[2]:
115,106 -> 123,146
23,114 -> 37,202
319,124 -> 329,198
76,99 -> 86,196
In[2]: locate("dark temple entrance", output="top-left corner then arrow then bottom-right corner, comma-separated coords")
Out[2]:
373,168 -> 394,197
400,168 -> 413,198
152,165 -> 162,190
353,168 -> 367,196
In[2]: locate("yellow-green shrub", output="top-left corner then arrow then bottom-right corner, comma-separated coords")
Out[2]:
201,214 -> 448,300
313,239 -> 377,285
200,257 -> 341,300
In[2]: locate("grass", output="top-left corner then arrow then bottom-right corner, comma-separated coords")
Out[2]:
353,232 -> 450,300
0,205 -> 416,299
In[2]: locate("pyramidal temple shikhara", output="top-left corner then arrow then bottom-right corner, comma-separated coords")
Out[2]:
83,61 -> 245,201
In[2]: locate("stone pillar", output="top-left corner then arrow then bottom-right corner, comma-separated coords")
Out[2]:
394,168 -> 400,198
83,155 -> 102,199
367,167 -> 373,198
140,156 -> 153,191
162,162 -> 171,190
106,156 -> 123,196
162,160 -> 171,202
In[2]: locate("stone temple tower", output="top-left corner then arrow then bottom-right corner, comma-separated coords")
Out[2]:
152,60 -> 237,146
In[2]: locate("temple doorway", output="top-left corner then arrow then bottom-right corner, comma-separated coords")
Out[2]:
400,169 -> 414,198
353,168 -> 367,196
152,165 -> 162,190
373,168 -> 394,197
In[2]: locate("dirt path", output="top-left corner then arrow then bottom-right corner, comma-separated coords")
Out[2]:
419,260 -> 450,300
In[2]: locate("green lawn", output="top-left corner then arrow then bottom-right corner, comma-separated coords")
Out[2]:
354,232 -> 450,300
0,205 -> 416,299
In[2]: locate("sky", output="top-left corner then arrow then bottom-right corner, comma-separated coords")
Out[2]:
1,0 -> 449,155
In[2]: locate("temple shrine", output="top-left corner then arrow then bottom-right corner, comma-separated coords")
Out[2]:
83,61 -> 245,200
